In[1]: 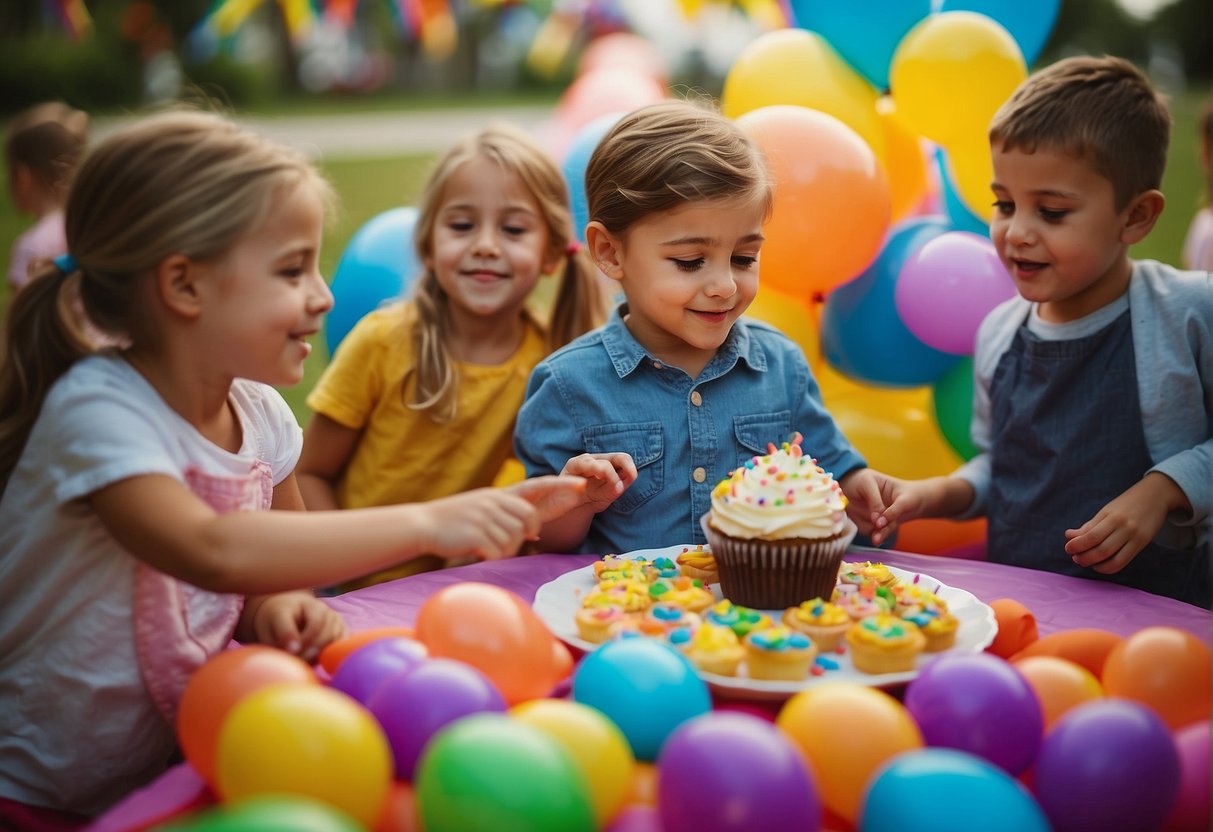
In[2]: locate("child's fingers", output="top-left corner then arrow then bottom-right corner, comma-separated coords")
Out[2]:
509,475 -> 587,521
296,605 -> 347,663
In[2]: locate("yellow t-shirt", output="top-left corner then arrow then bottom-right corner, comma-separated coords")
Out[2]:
306,302 -> 548,586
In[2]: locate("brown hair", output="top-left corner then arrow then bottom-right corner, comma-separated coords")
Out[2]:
989,55 -> 1171,210
585,98 -> 773,235
407,123 -> 607,422
0,109 -> 332,495
4,101 -> 89,197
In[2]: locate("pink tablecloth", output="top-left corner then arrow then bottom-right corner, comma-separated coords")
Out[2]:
91,549 -> 1211,831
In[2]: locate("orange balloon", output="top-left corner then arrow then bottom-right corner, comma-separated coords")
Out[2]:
895,517 -> 987,556
777,683 -> 923,823
318,627 -> 416,676
1010,628 -> 1122,678
736,105 -> 891,300
376,780 -> 421,832
176,645 -> 317,787
1101,626 -> 1212,731
413,582 -> 572,705
986,598 -> 1038,659
1012,656 -> 1103,731
624,762 -> 658,807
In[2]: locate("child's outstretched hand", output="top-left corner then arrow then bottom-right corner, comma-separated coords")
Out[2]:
842,469 -> 972,547
560,453 -> 637,513
245,591 -> 347,664
1065,473 -> 1187,573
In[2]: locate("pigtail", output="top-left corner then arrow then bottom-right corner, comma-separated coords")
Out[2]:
548,245 -> 609,351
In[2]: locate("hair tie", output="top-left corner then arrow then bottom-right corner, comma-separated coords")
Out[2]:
565,241 -> 582,257
53,253 -> 78,274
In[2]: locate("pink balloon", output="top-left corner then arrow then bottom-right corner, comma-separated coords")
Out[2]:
1167,722 -> 1210,832
894,231 -> 1016,355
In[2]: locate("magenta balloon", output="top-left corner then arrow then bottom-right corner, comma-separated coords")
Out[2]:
329,637 -> 428,705
366,657 -> 506,780
1033,699 -> 1180,832
904,653 -> 1043,775
604,805 -> 663,832
1166,722 -> 1209,832
657,712 -> 821,832
894,230 -> 1016,355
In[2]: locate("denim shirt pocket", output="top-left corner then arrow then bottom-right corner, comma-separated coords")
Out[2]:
732,410 -> 793,463
584,421 -> 664,514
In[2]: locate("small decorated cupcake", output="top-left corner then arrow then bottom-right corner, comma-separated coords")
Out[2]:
582,579 -> 652,614
838,560 -> 899,588
648,576 -> 715,613
594,554 -> 645,579
644,556 -> 682,581
782,598 -> 851,651
901,603 -> 959,652
676,545 -> 718,584
704,599 -> 772,638
682,623 -> 745,677
744,626 -> 818,681
575,605 -> 629,643
846,614 -> 925,674
634,603 -> 703,638
833,582 -> 895,621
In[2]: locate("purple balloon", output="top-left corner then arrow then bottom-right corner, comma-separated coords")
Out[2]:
1169,722 -> 1210,831
894,230 -> 1016,355
366,657 -> 506,780
1033,699 -> 1180,832
904,653 -> 1043,774
657,712 -> 821,832
329,637 -> 428,705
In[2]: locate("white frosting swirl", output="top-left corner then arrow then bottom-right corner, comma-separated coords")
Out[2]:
708,439 -> 847,540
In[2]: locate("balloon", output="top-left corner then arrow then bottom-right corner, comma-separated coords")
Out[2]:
548,68 -> 666,157
722,28 -> 885,160
788,0 -> 932,91
736,105 -> 891,299
820,215 -> 960,386
376,780 -> 422,832
931,357 -> 979,460
861,748 -> 1050,832
825,385 -> 964,479
1100,626 -> 1212,730
415,713 -> 595,832
1009,628 -> 1122,678
177,646 -> 317,787
413,582 -> 572,705
511,698 -> 636,824
938,148 -> 992,235
777,683 -> 923,823
940,0 -> 1061,65
366,657 -> 507,780
986,598 -> 1038,658
940,141 -> 995,221
318,626 -> 417,675
657,712 -> 821,832
1167,722 -> 1211,832
624,761 -> 658,807
214,683 -> 392,827
1011,656 -> 1103,731
744,285 -> 821,366
1033,699 -> 1180,832
605,805 -> 663,832
895,230 -> 1016,355
163,795 -> 363,832
877,96 -> 930,222
325,207 -> 420,355
889,11 -> 1027,148
561,112 -> 624,241
329,637 -> 428,706
572,638 -> 711,761
904,653 -> 1043,774
895,517 -> 988,557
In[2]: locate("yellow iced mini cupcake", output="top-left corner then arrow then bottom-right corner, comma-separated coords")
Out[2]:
901,603 -> 959,652
676,545 -> 718,584
682,623 -> 745,677
575,605 -> 629,643
782,598 -> 851,651
647,576 -> 714,614
744,626 -> 818,681
845,613 -> 925,674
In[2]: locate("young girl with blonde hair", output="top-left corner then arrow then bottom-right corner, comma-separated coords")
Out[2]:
0,110 -> 583,824
298,123 -> 608,587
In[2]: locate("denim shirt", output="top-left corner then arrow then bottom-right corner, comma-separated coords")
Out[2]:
515,304 -> 866,554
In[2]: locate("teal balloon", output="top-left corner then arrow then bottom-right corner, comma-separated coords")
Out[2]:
861,748 -> 1050,832
561,112 -> 624,242
165,796 -> 364,832
940,0 -> 1060,64
937,149 -> 990,237
821,215 -> 961,387
415,713 -> 595,832
932,357 -> 979,460
789,0 -> 932,91
325,206 -> 420,355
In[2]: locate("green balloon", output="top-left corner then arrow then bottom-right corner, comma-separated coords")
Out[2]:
932,357 -> 979,461
163,795 -> 366,832
416,714 -> 595,832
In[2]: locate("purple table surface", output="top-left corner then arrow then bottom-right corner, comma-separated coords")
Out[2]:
91,548 -> 1211,831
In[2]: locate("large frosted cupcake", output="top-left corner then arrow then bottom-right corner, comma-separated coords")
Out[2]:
699,433 -> 857,609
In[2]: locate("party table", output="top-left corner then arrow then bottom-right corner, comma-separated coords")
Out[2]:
90,548 -> 1211,831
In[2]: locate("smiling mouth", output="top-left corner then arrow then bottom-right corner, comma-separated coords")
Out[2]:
1011,259 -> 1046,274
462,270 -> 507,281
691,308 -> 733,322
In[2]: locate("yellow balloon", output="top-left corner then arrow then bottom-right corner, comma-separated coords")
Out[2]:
510,699 -> 636,824
823,384 -> 964,479
889,11 -> 1027,148
1012,656 -> 1104,732
723,28 -> 885,163
777,683 -> 923,824
877,97 -> 930,223
215,683 -> 392,827
942,140 -> 996,221
744,286 -> 821,366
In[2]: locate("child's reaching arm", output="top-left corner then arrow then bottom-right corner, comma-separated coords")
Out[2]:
296,413 -> 361,511
1064,471 -> 1192,574
87,472 -> 587,596
531,452 -> 637,553
846,471 -> 978,547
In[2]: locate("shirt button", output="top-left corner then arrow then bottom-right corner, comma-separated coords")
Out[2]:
692,467 -> 706,483
652,361 -> 663,370
690,390 -> 703,406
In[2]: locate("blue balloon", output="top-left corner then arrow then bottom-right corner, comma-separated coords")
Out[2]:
561,113 -> 624,243
789,0 -> 932,91
821,215 -> 962,386
861,748 -> 1050,832
325,206 -> 421,355
572,639 -> 711,762
940,0 -> 1060,65
936,149 -> 991,237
